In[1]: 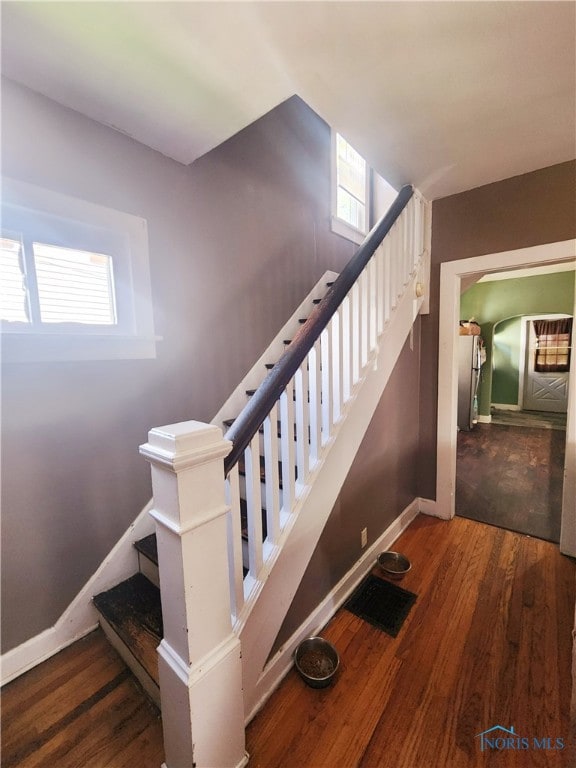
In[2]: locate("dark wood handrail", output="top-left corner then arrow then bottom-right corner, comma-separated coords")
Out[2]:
224,184 -> 414,474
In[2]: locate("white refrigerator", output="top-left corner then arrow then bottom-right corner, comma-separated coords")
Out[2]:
457,335 -> 483,431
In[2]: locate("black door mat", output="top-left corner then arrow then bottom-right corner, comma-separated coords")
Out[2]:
344,574 -> 417,637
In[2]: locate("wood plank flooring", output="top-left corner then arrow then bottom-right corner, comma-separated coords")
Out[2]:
2,516 -> 573,768
1,630 -> 163,768
246,516 -> 575,768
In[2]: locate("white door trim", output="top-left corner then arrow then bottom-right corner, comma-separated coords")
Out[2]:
435,239 -> 576,555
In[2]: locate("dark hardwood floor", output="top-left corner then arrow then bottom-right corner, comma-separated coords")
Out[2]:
2,516 -> 574,768
456,422 -> 565,542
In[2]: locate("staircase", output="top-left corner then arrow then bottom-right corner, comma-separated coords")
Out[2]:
92,185 -> 430,768
92,276 -> 338,699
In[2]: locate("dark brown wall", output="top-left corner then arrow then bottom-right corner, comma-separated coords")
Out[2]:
274,322 -> 421,652
418,160 -> 576,498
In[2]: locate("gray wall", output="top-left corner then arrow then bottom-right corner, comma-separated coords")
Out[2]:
418,161 -> 576,499
1,83 -> 359,652
274,322 -> 421,652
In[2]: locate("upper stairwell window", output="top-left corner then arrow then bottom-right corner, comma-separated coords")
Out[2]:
331,133 -> 369,244
1,178 -> 157,362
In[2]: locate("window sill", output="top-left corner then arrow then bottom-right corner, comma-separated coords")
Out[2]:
330,216 -> 366,246
1,333 -> 162,363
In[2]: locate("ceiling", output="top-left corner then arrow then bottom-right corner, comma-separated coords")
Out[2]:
1,1 -> 575,199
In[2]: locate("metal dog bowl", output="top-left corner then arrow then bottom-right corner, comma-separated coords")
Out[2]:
294,637 -> 339,688
377,551 -> 411,579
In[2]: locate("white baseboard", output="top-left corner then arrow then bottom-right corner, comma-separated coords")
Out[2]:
246,497 -> 420,723
1,500 -> 155,686
417,496 -> 440,517
477,415 -> 492,424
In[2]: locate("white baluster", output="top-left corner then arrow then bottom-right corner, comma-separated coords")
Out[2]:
375,243 -> 385,337
360,268 -> 369,369
320,326 -> 333,443
244,434 -> 263,577
368,257 -> 377,352
280,381 -> 295,514
408,198 -> 416,275
350,282 -> 360,384
383,236 -> 391,325
393,221 -> 400,308
331,311 -> 342,422
295,362 -> 310,484
404,205 -> 412,284
416,195 -> 424,266
308,342 -> 322,464
225,465 -> 244,621
263,404 -> 281,543
342,295 -> 352,402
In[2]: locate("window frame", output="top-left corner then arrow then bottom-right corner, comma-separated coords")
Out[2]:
330,131 -> 371,245
1,178 -> 158,362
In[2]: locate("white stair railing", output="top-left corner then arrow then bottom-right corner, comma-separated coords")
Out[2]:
226,188 -> 428,623
141,186 -> 430,768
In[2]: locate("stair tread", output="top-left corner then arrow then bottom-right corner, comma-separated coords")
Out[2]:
93,573 -> 162,686
134,533 -> 158,566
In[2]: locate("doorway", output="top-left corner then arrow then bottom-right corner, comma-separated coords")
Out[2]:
434,240 -> 576,557
455,308 -> 571,543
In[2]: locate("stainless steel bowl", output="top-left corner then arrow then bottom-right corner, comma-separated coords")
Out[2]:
294,636 -> 339,688
377,551 -> 411,579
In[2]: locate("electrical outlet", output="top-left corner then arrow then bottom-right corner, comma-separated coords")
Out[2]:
361,527 -> 368,548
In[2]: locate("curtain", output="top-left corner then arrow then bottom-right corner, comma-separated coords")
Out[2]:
533,318 -> 572,372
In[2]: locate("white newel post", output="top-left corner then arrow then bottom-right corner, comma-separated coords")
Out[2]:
140,421 -> 248,768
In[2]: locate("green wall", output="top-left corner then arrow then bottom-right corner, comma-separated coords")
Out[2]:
492,316 -> 522,405
460,270 -> 575,415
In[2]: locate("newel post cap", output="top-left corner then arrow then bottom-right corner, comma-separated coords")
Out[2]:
139,420 -> 232,471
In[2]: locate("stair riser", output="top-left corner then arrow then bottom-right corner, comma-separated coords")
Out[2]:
98,615 -> 161,708
137,551 -> 160,588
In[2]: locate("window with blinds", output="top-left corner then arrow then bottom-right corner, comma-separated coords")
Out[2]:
335,133 -> 368,233
1,237 -> 117,327
1,178 -> 156,362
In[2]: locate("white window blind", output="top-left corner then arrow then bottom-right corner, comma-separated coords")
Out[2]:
0,236 -> 29,323
336,134 -> 367,233
33,243 -> 116,325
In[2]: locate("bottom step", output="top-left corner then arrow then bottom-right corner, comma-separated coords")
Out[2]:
93,573 -> 162,707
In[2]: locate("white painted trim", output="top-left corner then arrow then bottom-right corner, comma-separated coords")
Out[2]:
436,241 -> 576,546
477,415 -> 492,424
0,500 -> 155,686
560,274 -> 576,556
246,498 -> 421,724
417,496 -> 439,518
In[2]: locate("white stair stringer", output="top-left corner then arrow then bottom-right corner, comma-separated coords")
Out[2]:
237,270 -> 425,720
